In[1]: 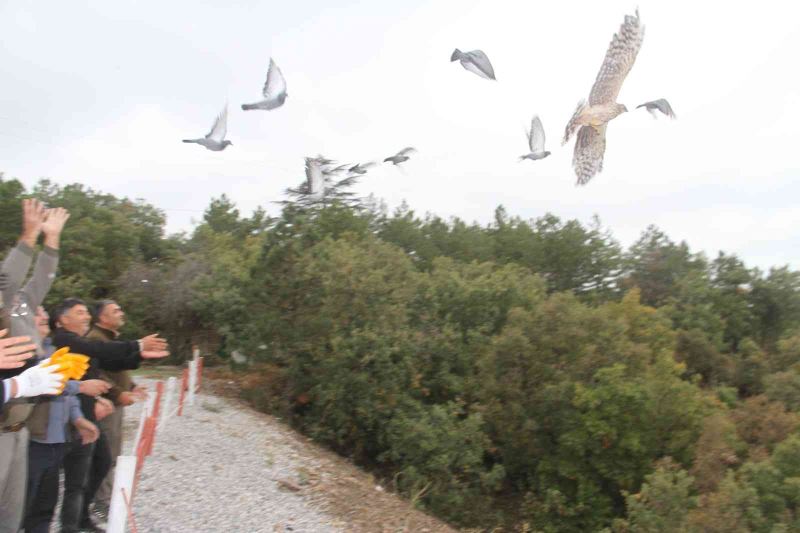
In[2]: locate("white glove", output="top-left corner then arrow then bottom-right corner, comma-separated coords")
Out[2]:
12,361 -> 65,398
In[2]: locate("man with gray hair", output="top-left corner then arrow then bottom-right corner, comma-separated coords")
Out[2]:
87,299 -> 147,520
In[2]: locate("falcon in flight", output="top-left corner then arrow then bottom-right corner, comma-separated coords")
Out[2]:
562,10 -> 645,185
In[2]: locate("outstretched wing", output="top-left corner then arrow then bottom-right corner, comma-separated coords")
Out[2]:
465,50 -> 496,80
653,98 -> 676,118
263,58 -> 287,100
573,125 -> 607,186
205,106 -> 228,142
528,115 -> 546,152
588,11 -> 644,105
397,147 -> 416,156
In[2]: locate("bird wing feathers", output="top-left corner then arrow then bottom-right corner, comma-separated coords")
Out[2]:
262,58 -> 287,100
397,147 -> 416,156
653,98 -> 676,118
588,11 -> 644,105
573,125 -> 607,186
464,50 -> 496,80
528,115 -> 546,153
206,106 -> 228,142
305,158 -> 325,197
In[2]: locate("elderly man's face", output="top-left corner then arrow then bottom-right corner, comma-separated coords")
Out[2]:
58,304 -> 92,336
99,301 -> 125,331
35,306 -> 50,338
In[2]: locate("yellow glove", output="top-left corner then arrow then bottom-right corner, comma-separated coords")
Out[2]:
42,347 -> 91,383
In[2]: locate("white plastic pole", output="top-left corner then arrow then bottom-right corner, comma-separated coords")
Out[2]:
159,377 -> 177,429
188,359 -> 197,407
107,455 -> 136,533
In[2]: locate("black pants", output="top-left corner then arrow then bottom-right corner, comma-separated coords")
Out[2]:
85,429 -> 112,514
24,441 -> 65,533
60,439 -> 95,532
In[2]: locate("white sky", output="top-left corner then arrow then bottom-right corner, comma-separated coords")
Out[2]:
1,0 -> 799,271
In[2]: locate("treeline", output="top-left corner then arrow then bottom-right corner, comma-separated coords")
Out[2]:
2,172 -> 799,531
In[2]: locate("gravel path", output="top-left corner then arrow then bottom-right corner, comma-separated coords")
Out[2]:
126,380 -> 344,533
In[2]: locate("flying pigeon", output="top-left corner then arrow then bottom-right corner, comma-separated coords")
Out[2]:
323,163 -> 350,176
305,157 -> 326,200
636,98 -> 676,119
348,162 -> 376,175
182,106 -> 232,151
384,147 -> 416,165
450,49 -> 496,80
242,58 -> 288,111
520,115 -> 551,161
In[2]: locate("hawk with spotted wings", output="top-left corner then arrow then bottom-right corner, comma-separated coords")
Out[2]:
563,10 -> 645,185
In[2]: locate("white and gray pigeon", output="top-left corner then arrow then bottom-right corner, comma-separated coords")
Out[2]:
349,162 -> 376,175
242,58 -> 288,111
182,106 -> 232,151
450,49 -> 496,80
305,157 -> 326,200
520,115 -> 551,161
384,147 -> 416,165
636,98 -> 676,119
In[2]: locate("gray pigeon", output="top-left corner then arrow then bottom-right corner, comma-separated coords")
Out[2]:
305,157 -> 326,200
182,106 -> 232,151
450,49 -> 496,80
520,115 -> 551,161
323,163 -> 350,176
349,162 -> 376,175
242,58 -> 288,111
636,98 -> 676,119
384,147 -> 416,165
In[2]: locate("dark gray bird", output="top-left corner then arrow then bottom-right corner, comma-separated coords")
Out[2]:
305,157 -> 326,200
636,98 -> 676,119
384,147 -> 416,165
450,49 -> 496,80
182,106 -> 232,151
242,58 -> 288,111
520,115 -> 551,161
348,162 -> 376,175
323,163 -> 350,176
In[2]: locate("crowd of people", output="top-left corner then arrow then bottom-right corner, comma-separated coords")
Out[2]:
1,199 -> 170,533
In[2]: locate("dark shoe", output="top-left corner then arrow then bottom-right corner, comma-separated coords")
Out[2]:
91,502 -> 109,524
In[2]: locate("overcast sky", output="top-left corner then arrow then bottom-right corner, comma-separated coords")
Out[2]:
1,0 -> 799,271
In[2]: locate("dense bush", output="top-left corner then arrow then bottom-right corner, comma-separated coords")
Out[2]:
4,172 -> 800,530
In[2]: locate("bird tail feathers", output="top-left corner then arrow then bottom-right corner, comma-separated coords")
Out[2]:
241,103 -> 257,111
182,139 -> 197,143
562,100 -> 587,145
450,49 -> 462,62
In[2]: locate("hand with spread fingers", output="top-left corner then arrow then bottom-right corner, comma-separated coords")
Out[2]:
0,330 -> 36,370
20,198 -> 47,248
41,207 -> 71,249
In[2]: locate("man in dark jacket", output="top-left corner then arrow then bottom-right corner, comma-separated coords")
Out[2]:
51,298 -> 168,533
